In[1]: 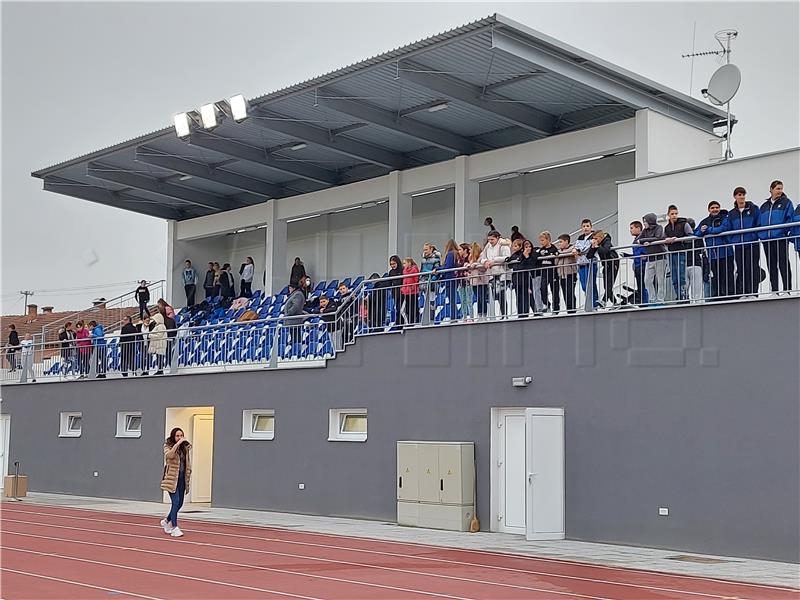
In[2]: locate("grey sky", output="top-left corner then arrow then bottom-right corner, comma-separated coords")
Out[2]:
2,1 -> 798,311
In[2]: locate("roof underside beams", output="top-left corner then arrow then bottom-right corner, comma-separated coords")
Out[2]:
135,146 -> 286,198
43,176 -> 188,220
397,61 -> 557,136
185,131 -> 340,186
247,109 -> 407,170
491,29 -> 717,132
86,162 -> 250,212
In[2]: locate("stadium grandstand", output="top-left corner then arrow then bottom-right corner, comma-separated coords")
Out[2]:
2,13 -> 798,597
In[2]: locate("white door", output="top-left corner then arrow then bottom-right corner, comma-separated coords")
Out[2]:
0,415 -> 10,491
496,410 -> 526,534
190,415 -> 214,503
525,407 -> 565,541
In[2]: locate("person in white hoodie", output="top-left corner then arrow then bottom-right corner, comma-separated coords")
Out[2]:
240,256 -> 255,298
480,230 -> 512,318
19,334 -> 35,383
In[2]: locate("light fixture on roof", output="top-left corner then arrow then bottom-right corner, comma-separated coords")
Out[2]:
173,112 -> 194,138
498,172 -> 521,181
427,102 -> 449,113
229,94 -> 249,122
200,103 -> 220,129
290,143 -> 308,151
178,175 -> 193,181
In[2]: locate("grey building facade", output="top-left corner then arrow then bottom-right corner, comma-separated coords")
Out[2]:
2,299 -> 798,563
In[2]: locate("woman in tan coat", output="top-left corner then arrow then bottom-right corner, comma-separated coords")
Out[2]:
160,427 -> 192,537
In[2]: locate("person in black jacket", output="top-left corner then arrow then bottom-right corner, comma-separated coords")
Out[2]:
586,231 -> 620,306
507,239 -> 537,318
664,205 -> 695,303
135,280 -> 151,319
219,264 -> 236,304
6,324 -> 20,371
290,257 -> 307,288
536,232 -> 560,314
120,316 -> 140,377
161,308 -> 177,370
203,262 -> 215,299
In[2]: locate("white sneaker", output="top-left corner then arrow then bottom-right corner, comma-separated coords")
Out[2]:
170,526 -> 184,537
160,518 -> 173,534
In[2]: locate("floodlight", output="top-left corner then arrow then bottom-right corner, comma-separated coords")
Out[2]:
427,102 -> 449,113
174,113 -> 192,138
290,143 -> 308,151
200,103 -> 219,129
229,94 -> 249,121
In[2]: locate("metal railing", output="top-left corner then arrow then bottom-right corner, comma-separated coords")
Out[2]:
38,280 -> 166,345
4,223 -> 798,384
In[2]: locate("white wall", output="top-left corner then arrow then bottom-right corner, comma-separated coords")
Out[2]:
480,152 -> 635,243
172,232 -> 266,305
411,189 -> 455,256
617,148 -> 799,245
636,109 -> 722,177
286,204 -> 390,284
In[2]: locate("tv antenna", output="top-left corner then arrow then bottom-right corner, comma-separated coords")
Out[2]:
683,29 -> 740,160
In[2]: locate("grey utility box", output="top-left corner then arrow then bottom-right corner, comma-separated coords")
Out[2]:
397,441 -> 475,531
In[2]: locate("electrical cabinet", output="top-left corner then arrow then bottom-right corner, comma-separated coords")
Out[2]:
397,441 -> 474,531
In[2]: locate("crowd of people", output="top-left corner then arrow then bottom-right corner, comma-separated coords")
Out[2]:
5,181 -> 797,379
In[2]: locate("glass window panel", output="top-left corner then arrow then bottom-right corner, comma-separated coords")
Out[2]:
341,414 -> 367,433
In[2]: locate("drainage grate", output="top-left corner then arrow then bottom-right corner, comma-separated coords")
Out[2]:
666,554 -> 733,564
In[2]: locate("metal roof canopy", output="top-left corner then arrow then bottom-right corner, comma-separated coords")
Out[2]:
32,14 -> 728,221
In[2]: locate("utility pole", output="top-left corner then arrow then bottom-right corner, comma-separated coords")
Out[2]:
19,290 -> 34,313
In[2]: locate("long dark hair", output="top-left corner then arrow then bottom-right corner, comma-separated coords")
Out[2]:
165,428 -> 187,456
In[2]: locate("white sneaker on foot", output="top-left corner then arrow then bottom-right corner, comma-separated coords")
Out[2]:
170,526 -> 184,537
160,518 -> 173,534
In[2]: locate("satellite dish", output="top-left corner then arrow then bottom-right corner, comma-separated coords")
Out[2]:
703,63 -> 741,106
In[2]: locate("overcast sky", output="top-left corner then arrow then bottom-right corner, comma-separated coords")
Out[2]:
2,1 -> 798,312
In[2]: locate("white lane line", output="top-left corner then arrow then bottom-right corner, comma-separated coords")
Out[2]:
2,509 -> 768,599
2,532 -> 481,600
4,503 -> 790,592
4,520 -> 727,600
2,547 -> 325,600
0,567 -> 165,600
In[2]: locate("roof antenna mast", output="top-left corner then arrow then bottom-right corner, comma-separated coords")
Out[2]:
682,29 -> 740,160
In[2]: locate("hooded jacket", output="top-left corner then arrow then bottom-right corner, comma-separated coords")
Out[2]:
161,442 -> 192,494
585,233 -> 618,261
147,313 -> 168,355
709,201 -> 761,243
91,324 -> 106,347
637,213 -> 666,258
182,267 -> 197,286
695,210 -> 733,259
758,193 -> 794,240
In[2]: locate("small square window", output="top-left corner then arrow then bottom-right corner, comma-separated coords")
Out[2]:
242,410 -> 275,440
59,412 -> 82,438
329,409 -> 367,442
116,411 -> 142,438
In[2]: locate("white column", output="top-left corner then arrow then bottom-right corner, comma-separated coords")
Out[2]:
316,214 -> 330,282
454,155 -> 481,243
165,220 -> 177,305
265,201 -> 287,296
388,170 -> 412,258
634,109 -> 650,178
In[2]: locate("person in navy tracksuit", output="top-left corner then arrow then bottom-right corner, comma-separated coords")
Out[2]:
758,180 -> 794,292
696,201 -> 736,300
709,187 -> 761,297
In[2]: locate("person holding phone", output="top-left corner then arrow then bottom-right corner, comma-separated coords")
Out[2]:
160,427 -> 192,537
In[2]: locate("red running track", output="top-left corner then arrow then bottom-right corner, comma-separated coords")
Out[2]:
1,503 -> 797,600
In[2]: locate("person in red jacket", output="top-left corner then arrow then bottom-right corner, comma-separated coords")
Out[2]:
75,320 -> 91,378
401,258 -> 420,326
